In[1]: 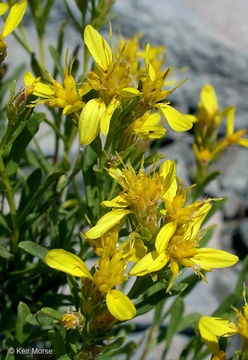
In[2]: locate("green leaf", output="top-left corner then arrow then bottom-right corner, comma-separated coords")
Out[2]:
18,168 -> 42,211
58,355 -> 72,360
39,0 -> 56,37
134,282 -> 167,316
66,275 -> 81,309
0,245 -> 14,260
4,351 -> 15,360
18,241 -> 48,263
0,213 -> 11,233
48,329 -> 67,357
234,254 -> 248,294
192,171 -> 220,201
18,170 -> 63,223
15,301 -> 32,344
0,64 -> 25,101
177,312 -> 202,333
101,336 -> 126,354
163,297 -> 184,355
198,226 -> 216,247
41,307 -> 62,320
6,113 -> 45,177
82,144 -> 99,220
48,45 -> 64,79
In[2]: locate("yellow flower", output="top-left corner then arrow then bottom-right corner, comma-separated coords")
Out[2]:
80,25 -> 192,145
85,158 -> 176,239
45,248 -> 136,321
199,287 -> 248,357
129,203 -> 238,291
130,111 -> 166,140
78,96 -> 120,145
78,25 -> 142,145
137,44 -> 192,132
0,0 -> 27,61
212,351 -> 226,360
84,24 -> 141,99
23,51 -> 90,115
212,106 -> 248,154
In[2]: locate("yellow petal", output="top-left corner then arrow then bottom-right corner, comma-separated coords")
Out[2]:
155,222 -> 177,253
84,24 -> 112,72
120,236 -> 147,262
144,112 -> 161,126
199,316 -> 220,355
2,0 -> 27,38
238,138 -> 248,147
129,250 -> 169,276
45,249 -> 92,279
119,87 -> 141,97
100,96 -> 121,136
163,178 -> 177,202
159,159 -> 176,193
192,248 -> 239,270
85,209 -> 131,239
184,203 -> 211,240
200,84 -> 218,114
101,195 -> 129,208
79,98 -> 106,145
225,106 -> 235,136
0,3 -> 8,16
199,316 -> 237,354
184,114 -> 198,123
107,167 -> 123,181
156,103 -> 192,131
145,43 -> 156,81
106,290 -> 136,321
23,71 -> 54,97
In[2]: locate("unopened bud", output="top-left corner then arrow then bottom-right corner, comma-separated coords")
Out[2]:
61,311 -> 85,330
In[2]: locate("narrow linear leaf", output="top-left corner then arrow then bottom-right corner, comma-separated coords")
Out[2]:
18,241 -> 48,262
18,171 -> 63,222
15,302 -> 32,344
6,113 -> 45,177
48,45 -> 64,79
163,297 -> 184,354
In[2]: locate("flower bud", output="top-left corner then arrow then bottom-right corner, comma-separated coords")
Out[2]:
61,311 -> 85,330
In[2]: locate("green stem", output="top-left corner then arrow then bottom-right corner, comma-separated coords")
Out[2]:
32,137 -> 50,174
0,155 -> 19,253
18,25 -> 33,54
12,31 -> 33,55
39,36 -> 45,67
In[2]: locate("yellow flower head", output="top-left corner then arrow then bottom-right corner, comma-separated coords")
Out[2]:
23,50 -> 90,115
93,250 -> 127,293
98,158 -> 176,236
130,202 -> 238,291
0,0 -> 27,62
129,110 -> 166,140
84,24 -> 141,100
199,287 -> 248,356
45,248 -> 136,321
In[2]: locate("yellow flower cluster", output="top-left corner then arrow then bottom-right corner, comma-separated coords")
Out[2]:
190,84 -> 248,169
85,157 -> 238,293
24,24 -> 192,148
45,226 -> 147,322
